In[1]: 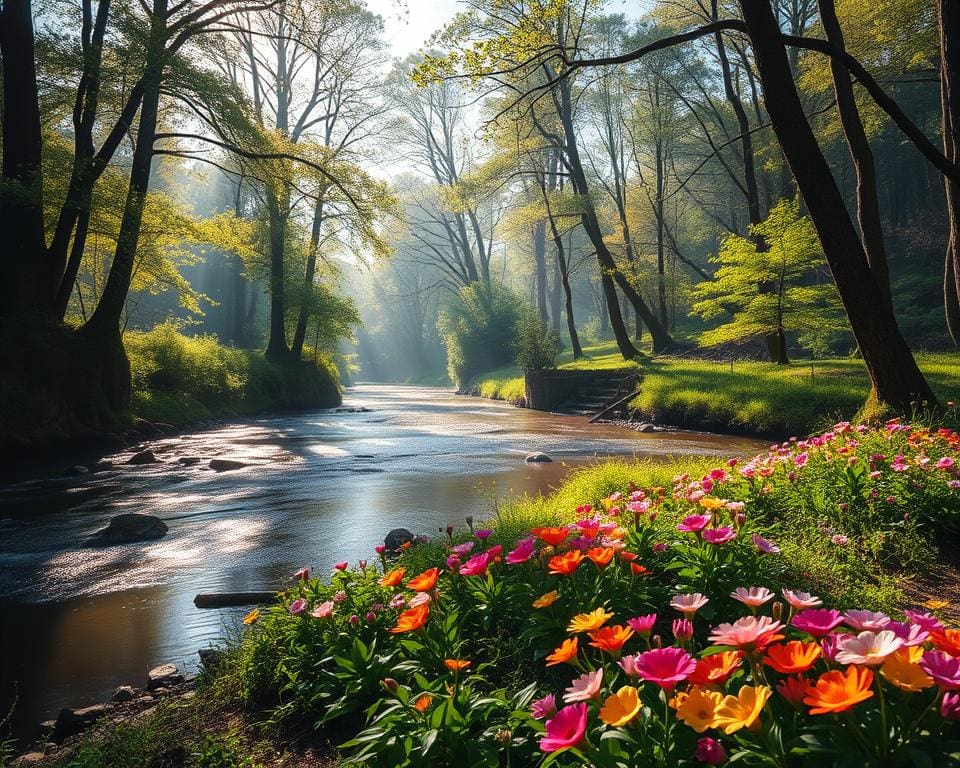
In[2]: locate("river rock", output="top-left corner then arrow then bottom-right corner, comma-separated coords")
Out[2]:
636,423 -> 656,433
12,752 -> 46,766
53,703 -> 112,742
84,514 -> 168,547
147,664 -> 183,691
209,458 -> 247,472
177,456 -> 201,466
525,452 -> 552,463
112,685 -> 137,703
127,449 -> 158,465
384,527 -> 414,551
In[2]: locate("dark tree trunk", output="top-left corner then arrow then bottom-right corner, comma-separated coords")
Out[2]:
264,187 -> 291,360
544,190 -> 582,358
739,0 -> 936,411
550,252 -> 563,332
655,138 -> 668,329
940,0 -> 960,344
233,256 -> 247,346
291,192 -> 325,358
818,0 -> 893,311
54,209 -> 91,319
533,221 -> 548,321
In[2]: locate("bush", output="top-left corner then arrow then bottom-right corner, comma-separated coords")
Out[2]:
515,310 -> 559,371
438,282 -> 522,390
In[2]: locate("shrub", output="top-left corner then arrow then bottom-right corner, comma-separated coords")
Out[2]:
515,309 -> 559,371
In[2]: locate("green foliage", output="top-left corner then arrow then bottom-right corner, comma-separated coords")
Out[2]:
692,199 -> 844,350
194,735 -> 256,768
438,282 -> 523,389
516,309 -> 560,371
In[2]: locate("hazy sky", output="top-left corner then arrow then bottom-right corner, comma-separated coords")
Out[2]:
365,0 -> 463,57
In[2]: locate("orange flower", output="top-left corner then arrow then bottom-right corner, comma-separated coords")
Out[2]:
406,567 -> 440,592
379,567 -> 405,587
533,590 -> 559,608
588,624 -> 635,654
242,608 -> 259,625
546,637 -> 579,666
688,651 -> 743,686
390,603 -> 429,634
586,547 -> 615,568
413,694 -> 432,712
764,641 -> 822,675
444,659 -> 471,671
618,551 -> 638,562
931,629 -> 960,657
532,527 -> 570,546
548,550 -> 583,575
630,562 -> 650,576
567,607 -> 613,633
400,540 -> 412,550
804,666 -> 874,715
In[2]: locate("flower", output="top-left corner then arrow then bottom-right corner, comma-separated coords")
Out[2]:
540,703 -> 588,752
632,647 -> 696,689
709,616 -> 784,650
776,675 -> 811,708
677,514 -> 712,533
389,603 -> 429,634
406,567 -> 440,592
532,526 -> 570,546
563,669 -> 603,702
671,593 -> 709,618
694,737 -> 728,765
804,666 -> 874,714
920,651 -> 960,689
409,592 -> 431,608
703,527 -> 737,545
731,586 -> 775,609
388,594 -> 406,610
413,694 -> 432,712
288,598 -> 307,615
334,561 -> 348,571
881,648 -> 934,692
942,692 -> 960,720
505,537 -> 536,564
586,546 -> 615,568
781,589 -> 822,611
444,659 -> 471,671
843,610 -> 891,632
242,608 -> 259,625
792,609 -> 844,638
588,624 -> 635,654
380,568 -> 405,587
713,685 -> 772,734
599,686 -> 642,727
931,628 -> 960,657
310,600 -> 334,618
548,550 -> 584,575
452,541 -> 475,557
458,551 -> 493,577
630,562 -> 651,576
904,610 -> 945,633
627,613 -> 657,636
834,630 -> 904,666
567,607 -> 614,634
533,590 -> 559,609
673,619 -> 694,643
886,621 -> 930,647
293,567 -> 310,581
675,686 -> 723,732
530,693 -> 556,720
475,528 -> 493,540
764,641 -> 822,674
752,534 -> 781,554
546,637 -> 579,666
688,651 -> 743,686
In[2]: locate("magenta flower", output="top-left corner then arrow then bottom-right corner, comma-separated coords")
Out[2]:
941,692 -> 960,721
792,609 -> 844,638
452,541 -> 475,557
703,527 -> 736,545
673,618 -> 694,643
333,561 -> 348,571
475,528 -> 493,540
843,610 -> 890,632
333,590 -> 347,603
937,457 -> 956,470
695,737 -> 728,765
920,651 -> 960,690
539,703 -> 588,753
886,621 -> 930,647
531,693 -> 557,720
751,534 -> 780,554
904,610 -> 945,634
627,613 -> 657,636
652,542 -> 668,553
288,598 -> 307,615
458,551 -> 492,576
309,600 -> 334,618
631,647 -> 696,690
388,594 -> 406,609
506,537 -> 536,564
677,514 -> 711,533
446,554 -> 461,570
375,544 -> 385,554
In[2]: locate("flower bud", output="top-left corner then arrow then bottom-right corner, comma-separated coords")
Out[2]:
496,729 -> 512,746
382,678 -> 399,693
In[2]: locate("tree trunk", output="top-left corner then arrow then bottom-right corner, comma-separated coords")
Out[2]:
291,192 -> 325,358
264,187 -> 291,360
544,191 -> 583,358
655,138 -> 669,329
940,0 -> 960,344
739,0 -> 936,411
550,252 -> 563,332
54,208 -> 91,319
233,256 -> 247,346
533,220 -> 548,321
818,0 -> 893,311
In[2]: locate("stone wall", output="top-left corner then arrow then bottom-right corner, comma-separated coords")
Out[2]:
523,369 -> 597,411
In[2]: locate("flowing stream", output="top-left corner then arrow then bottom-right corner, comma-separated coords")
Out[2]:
0,384 -> 765,741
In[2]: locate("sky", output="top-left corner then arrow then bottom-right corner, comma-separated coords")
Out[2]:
364,0 -> 463,57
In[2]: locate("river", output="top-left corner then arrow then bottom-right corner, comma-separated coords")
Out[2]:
0,384 -> 764,741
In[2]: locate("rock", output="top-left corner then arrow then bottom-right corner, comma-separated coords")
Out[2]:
525,452 -> 553,463
198,648 -> 224,671
112,685 -> 137,703
127,449 -> 157,465
334,406 -> 371,413
52,703 -> 112,742
83,514 -> 168,547
177,456 -> 201,466
147,664 -> 183,692
636,423 -> 656,433
13,752 -> 46,766
384,527 -> 414,551
208,458 -> 247,472
62,465 -> 89,476
40,720 -> 56,731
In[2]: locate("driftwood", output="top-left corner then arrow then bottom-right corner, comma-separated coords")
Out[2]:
588,388 -> 640,424
194,591 -> 278,608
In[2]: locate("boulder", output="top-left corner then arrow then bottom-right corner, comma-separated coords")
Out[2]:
177,457 -> 201,466
127,449 -> 157,465
384,527 -> 414,552
147,664 -> 183,691
209,458 -> 247,472
636,423 -> 657,433
525,452 -> 552,463
52,703 -> 112,742
112,685 -> 137,703
83,514 -> 168,547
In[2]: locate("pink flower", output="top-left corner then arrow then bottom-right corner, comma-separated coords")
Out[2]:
886,621 -> 930,647
632,647 -> 696,690
539,703 -> 588,753
671,593 -> 709,618
831,534 -> 849,546
458,551 -> 492,576
793,609 -> 844,638
446,554 -> 461,569
375,544 -> 385,554
920,651 -> 960,690
782,589 -> 822,611
288,598 -> 307,615
563,669 -> 603,703
673,619 -> 694,642
619,654 -> 640,678
333,561 -> 348,571
843,610 -> 890,632
627,613 -> 657,636
333,590 -> 347,603
703,527 -> 736,545
938,457 -> 956,470
475,528 -> 493,540
834,630 -> 904,666
731,586 -> 775,609
695,737 -> 728,765
677,514 -> 712,533
709,616 -> 784,649
751,534 -> 780,554
452,541 -> 475,557
505,537 -> 536,564
530,693 -> 557,720
652,542 -> 668,553
904,610 -> 945,634
310,600 -> 334,618
941,692 -> 960,720
388,594 -> 406,609
293,567 -> 310,581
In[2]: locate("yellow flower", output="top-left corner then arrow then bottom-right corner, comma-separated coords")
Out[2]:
699,497 -> 728,510
881,648 -> 934,692
533,590 -> 559,609
923,599 -> 949,610
599,686 -> 642,727
567,607 -> 614,633
242,608 -> 259,625
676,686 -> 724,733
713,685 -> 772,734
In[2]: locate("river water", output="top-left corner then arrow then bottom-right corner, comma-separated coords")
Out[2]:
0,384 -> 764,741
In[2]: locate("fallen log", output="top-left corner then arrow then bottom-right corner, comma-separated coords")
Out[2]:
194,591 -> 278,608
589,387 -> 640,424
